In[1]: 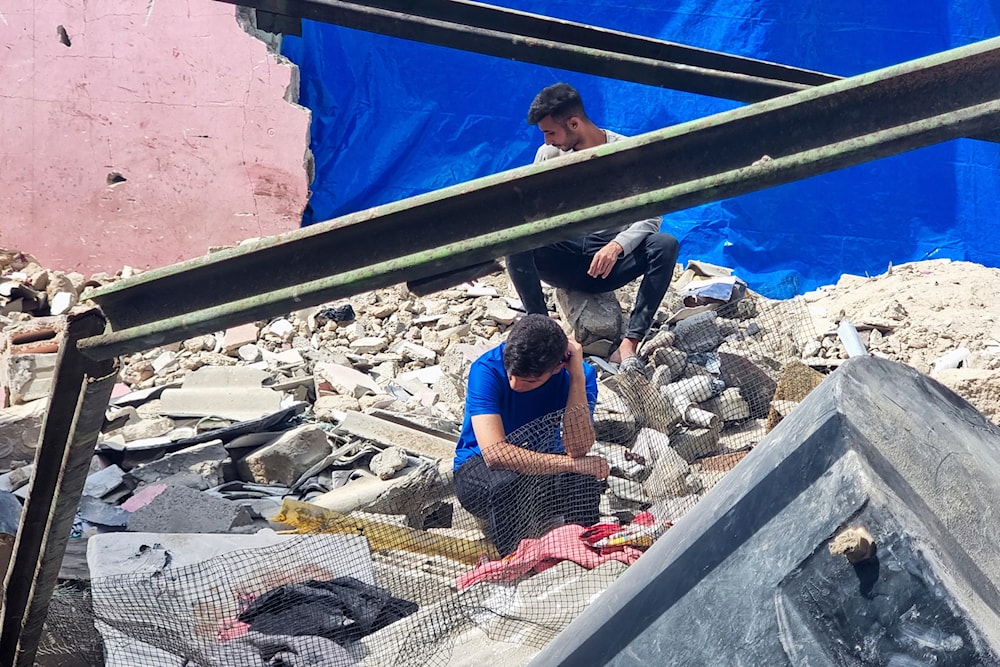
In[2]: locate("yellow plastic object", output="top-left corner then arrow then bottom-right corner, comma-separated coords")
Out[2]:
274,497 -> 499,565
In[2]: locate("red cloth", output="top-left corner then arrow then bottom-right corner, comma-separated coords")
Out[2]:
457,524 -> 642,590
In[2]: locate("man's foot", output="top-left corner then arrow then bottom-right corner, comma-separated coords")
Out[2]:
609,337 -> 640,363
618,356 -> 646,375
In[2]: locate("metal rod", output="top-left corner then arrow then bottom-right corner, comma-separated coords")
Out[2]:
0,310 -> 117,667
219,0 -> 834,102
79,37 -> 1000,359
271,0 -> 834,84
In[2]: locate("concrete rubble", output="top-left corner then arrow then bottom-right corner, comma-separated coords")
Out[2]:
0,248 -> 836,665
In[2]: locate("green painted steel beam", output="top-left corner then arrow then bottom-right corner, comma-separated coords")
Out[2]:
79,36 -> 1000,360
219,0 -> 835,102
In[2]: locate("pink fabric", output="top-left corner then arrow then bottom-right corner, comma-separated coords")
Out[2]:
457,524 -> 642,590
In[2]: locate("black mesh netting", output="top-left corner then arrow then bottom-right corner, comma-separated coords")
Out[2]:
36,290 -> 816,666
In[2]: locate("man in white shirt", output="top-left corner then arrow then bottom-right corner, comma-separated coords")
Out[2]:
506,82 -> 680,365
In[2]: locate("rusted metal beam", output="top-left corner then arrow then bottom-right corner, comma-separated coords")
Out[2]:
79,36 -> 1000,360
219,0 -> 836,102
0,310 -> 117,667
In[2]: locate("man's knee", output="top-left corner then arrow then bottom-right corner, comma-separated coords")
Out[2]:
505,250 -> 536,273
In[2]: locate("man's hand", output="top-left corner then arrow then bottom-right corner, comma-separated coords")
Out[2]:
570,455 -> 610,480
564,338 -> 585,376
588,241 -> 624,278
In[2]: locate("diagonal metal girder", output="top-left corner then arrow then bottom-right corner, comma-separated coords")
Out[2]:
217,0 -> 837,102
80,36 -> 1000,360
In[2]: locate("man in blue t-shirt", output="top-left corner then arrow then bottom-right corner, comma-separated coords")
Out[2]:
453,314 -> 609,555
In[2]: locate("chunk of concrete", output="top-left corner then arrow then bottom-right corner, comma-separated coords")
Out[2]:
370,446 -> 410,480
315,362 -> 382,398
126,485 -> 253,533
718,352 -> 777,419
159,366 -> 283,421
349,336 -> 389,354
77,495 -> 130,528
2,352 -> 57,404
0,464 -> 33,493
238,424 -> 332,486
333,410 -> 456,460
669,422 -> 723,463
0,399 -> 45,465
554,290 -> 623,349
671,310 -> 722,353
632,428 -> 689,500
484,300 -> 520,326
83,463 -> 126,498
221,322 -> 261,353
702,388 -> 751,423
125,440 -> 228,491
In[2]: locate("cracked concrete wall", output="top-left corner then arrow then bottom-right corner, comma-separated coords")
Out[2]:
0,0 -> 310,275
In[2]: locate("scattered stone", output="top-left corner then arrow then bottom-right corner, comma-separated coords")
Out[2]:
0,399 -> 45,465
238,424 -> 332,486
670,422 -> 724,463
222,323 -> 261,353
159,366 -> 283,421
126,485 -> 254,533
370,446 -> 410,480
672,311 -> 722,353
83,464 -> 126,499
349,336 -> 389,354
555,290 -> 622,351
77,495 -> 130,528
315,362 -> 382,399
125,441 -> 228,491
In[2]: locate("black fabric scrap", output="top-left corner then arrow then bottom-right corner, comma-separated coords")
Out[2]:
238,577 -> 418,646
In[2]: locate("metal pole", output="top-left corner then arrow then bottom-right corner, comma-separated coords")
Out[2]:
78,37 -> 1000,359
0,310 -> 117,667
218,0 -> 837,102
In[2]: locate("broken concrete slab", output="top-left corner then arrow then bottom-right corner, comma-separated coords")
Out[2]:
159,366 -> 283,421
332,410 -> 456,460
718,351 -> 777,419
126,485 -> 254,533
370,446 -> 410,480
531,356 -> 1000,666
237,424 -> 332,486
77,495 -> 130,529
1,351 -> 57,404
315,361 -> 382,398
0,398 -> 45,465
554,290 -> 623,352
82,463 -> 125,499
125,440 -> 228,491
0,463 -> 33,493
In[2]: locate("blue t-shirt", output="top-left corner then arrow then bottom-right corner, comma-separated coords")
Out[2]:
453,343 -> 599,471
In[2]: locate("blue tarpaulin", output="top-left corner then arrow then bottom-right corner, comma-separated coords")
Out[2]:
281,1 -> 1000,296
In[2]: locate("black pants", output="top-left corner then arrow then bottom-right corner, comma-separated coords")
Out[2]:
454,455 -> 602,556
506,231 -> 679,341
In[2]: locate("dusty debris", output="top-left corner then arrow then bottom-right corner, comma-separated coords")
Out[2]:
6,248 -> 1000,665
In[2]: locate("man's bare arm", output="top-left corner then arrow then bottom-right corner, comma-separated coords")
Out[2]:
561,339 -> 596,458
473,413 -> 607,478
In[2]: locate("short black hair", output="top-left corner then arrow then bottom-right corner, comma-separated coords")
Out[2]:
527,82 -> 587,125
503,314 -> 568,378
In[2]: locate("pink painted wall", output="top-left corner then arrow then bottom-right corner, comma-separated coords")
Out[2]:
0,1 -> 310,275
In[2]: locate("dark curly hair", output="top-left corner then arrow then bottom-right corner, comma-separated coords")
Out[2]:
503,314 -> 568,378
527,82 -> 588,125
